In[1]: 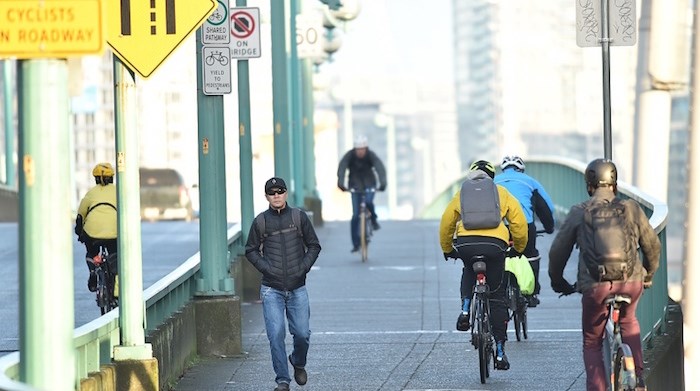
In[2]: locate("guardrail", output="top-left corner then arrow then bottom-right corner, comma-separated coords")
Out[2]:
0,223 -> 244,390
420,155 -> 670,343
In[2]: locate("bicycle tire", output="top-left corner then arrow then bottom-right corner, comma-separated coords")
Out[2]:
476,299 -> 488,384
613,345 -> 636,391
96,268 -> 109,315
360,207 -> 368,262
521,307 -> 528,340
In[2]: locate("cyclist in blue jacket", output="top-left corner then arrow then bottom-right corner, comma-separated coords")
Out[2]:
495,155 -> 555,307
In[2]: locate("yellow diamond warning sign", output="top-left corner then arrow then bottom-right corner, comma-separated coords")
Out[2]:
107,0 -> 216,78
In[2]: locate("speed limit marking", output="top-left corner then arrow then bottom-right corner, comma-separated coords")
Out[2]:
296,12 -> 324,59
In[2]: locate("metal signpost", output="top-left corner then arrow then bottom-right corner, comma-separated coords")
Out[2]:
575,0 -> 637,160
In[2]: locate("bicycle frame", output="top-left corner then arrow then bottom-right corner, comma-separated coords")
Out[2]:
351,188 -> 375,262
505,271 -> 527,341
603,294 -> 636,391
92,245 -> 118,315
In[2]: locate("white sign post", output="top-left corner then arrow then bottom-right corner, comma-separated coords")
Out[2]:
296,12 -> 324,59
202,0 -> 231,95
230,7 -> 261,59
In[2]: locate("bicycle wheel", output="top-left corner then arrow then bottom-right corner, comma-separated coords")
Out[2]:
613,346 -> 636,391
360,206 -> 368,262
476,300 -> 488,384
96,269 -> 109,315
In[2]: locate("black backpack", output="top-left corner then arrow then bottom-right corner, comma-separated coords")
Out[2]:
254,208 -> 303,239
582,198 -> 635,281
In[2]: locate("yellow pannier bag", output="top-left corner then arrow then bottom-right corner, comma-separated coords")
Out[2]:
505,254 -> 535,295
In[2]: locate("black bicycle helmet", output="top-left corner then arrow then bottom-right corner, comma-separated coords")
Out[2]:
585,158 -> 617,194
469,160 -> 496,179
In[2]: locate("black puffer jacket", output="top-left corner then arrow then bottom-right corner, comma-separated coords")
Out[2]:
245,205 -> 321,291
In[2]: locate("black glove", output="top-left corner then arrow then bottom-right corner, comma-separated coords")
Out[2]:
378,184 -> 386,191
544,227 -> 554,234
552,279 -> 576,295
337,184 -> 348,192
443,250 -> 459,261
643,275 -> 653,289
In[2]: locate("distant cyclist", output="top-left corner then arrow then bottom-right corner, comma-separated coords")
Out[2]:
337,135 -> 387,253
548,158 -> 660,391
495,155 -> 555,307
75,163 -> 117,292
439,160 -> 528,370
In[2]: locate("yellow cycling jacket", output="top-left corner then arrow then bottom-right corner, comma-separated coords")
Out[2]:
439,185 -> 528,254
77,184 -> 117,239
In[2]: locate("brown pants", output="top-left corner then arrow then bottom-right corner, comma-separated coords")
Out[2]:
581,281 -> 643,391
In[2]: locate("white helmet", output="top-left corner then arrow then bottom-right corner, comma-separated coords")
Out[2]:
501,155 -> 525,171
353,134 -> 368,148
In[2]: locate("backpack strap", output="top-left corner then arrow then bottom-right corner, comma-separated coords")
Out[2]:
255,208 -> 304,238
84,202 -> 117,220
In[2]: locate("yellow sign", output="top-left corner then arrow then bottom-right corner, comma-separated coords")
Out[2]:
107,0 -> 216,78
0,0 -> 105,58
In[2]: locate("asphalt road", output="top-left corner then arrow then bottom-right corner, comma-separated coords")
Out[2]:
0,220 -> 201,356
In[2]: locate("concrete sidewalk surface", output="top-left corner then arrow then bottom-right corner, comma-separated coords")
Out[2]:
173,220 -> 587,391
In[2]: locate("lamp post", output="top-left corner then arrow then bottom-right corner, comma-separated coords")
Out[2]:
374,112 -> 396,218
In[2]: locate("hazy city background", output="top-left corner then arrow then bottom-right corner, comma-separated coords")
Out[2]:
0,0 -> 691,293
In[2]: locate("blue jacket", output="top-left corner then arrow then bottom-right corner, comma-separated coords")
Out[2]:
495,168 -> 555,228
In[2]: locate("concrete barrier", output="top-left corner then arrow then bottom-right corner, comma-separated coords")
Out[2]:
0,186 -> 18,222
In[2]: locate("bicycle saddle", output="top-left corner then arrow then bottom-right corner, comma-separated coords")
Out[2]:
472,260 -> 487,273
605,294 -> 632,305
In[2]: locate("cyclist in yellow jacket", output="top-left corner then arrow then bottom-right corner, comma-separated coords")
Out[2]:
75,163 -> 117,292
439,160 -> 528,370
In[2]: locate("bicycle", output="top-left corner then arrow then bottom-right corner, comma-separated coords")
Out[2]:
205,50 -> 229,66
603,294 -> 637,391
350,188 -> 375,262
469,257 -> 495,384
90,242 -> 119,315
505,270 -> 528,341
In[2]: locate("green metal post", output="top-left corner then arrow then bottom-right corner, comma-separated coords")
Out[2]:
271,0 -> 293,182
17,59 -> 75,389
112,57 -> 152,360
3,61 -> 15,187
302,55 -> 321,209
237,0 -> 254,244
289,0 -> 305,207
196,29 -> 233,294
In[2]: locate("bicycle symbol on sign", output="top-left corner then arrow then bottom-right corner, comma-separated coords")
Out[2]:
208,0 -> 228,26
205,50 -> 229,66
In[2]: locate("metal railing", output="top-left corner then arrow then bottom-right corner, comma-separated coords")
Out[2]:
0,224 -> 244,390
420,155 -> 670,342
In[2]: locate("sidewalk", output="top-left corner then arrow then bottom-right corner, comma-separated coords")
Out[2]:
173,220 -> 586,391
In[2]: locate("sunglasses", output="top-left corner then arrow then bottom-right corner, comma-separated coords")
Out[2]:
266,189 -> 287,196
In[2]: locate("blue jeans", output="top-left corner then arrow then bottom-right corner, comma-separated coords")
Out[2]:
261,285 -> 311,385
350,190 -> 376,248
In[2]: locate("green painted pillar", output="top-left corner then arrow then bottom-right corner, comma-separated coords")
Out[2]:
3,60 -> 15,187
270,0 -> 292,183
237,0 -> 254,245
289,0 -> 305,207
112,57 -> 152,360
17,59 -> 75,389
195,29 -> 233,294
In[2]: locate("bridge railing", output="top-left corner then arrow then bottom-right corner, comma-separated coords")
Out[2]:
0,224 -> 245,390
420,155 -> 670,343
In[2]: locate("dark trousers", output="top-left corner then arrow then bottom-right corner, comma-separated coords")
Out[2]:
581,281 -> 644,391
84,237 -> 117,272
522,222 -> 541,295
454,235 -> 509,343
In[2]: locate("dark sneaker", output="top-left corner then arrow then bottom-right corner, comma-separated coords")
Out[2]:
87,272 -> 97,292
456,312 -> 470,331
273,382 -> 290,391
289,355 -> 307,385
526,295 -> 540,308
371,220 -> 381,230
351,246 -> 360,253
635,377 -> 647,391
495,341 -> 510,370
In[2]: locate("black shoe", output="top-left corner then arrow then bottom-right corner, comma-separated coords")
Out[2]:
351,246 -> 360,253
87,272 -> 97,292
456,312 -> 470,331
526,295 -> 540,308
273,382 -> 289,391
289,355 -> 307,385
371,220 -> 381,230
495,341 -> 510,370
